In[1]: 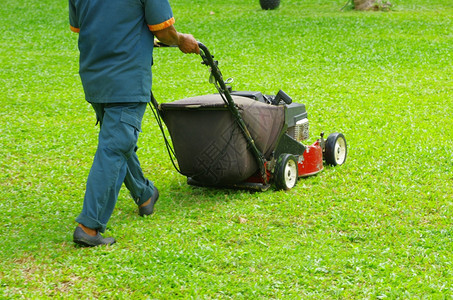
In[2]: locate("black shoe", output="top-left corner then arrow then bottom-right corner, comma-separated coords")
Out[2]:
73,227 -> 116,247
139,187 -> 159,216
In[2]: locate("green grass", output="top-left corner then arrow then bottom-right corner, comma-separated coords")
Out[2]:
1,0 -> 452,298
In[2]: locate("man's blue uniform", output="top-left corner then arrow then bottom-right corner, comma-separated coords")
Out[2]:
69,0 -> 174,232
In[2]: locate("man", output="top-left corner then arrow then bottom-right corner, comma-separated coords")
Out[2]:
69,0 -> 199,247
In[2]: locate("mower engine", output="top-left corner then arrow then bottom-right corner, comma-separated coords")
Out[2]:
230,90 -> 310,142
285,103 -> 310,142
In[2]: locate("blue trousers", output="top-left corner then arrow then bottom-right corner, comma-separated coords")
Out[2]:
76,102 -> 156,233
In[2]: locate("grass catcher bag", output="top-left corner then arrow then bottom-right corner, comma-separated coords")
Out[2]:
160,94 -> 285,186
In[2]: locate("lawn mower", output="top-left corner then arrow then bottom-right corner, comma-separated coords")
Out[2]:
151,42 -> 347,191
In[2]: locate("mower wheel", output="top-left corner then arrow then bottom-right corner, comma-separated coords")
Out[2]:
275,154 -> 298,190
324,133 -> 347,166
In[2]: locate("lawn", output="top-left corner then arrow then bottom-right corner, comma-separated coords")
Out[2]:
0,0 -> 452,298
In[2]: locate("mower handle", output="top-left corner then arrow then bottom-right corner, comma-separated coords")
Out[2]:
154,41 -> 208,55
197,42 -> 208,55
154,41 -> 204,52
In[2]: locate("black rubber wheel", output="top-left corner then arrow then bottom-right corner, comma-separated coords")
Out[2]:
274,154 -> 298,190
260,0 -> 280,10
324,133 -> 347,166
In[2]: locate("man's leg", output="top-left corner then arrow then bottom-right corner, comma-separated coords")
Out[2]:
124,148 -> 157,208
74,103 -> 147,246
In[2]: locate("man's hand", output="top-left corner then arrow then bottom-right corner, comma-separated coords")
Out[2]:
152,25 -> 199,54
177,33 -> 199,54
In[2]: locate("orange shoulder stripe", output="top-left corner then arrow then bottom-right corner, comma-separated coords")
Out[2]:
148,17 -> 175,32
70,25 -> 80,33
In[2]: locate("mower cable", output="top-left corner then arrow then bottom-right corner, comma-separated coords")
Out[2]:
148,93 -> 184,176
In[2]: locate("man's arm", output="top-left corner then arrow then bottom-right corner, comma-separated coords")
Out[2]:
152,25 -> 199,54
69,0 -> 79,32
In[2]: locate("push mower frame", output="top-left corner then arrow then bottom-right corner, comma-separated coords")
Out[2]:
153,42 -> 347,191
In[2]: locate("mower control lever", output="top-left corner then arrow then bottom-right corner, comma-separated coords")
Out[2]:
272,90 -> 292,105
